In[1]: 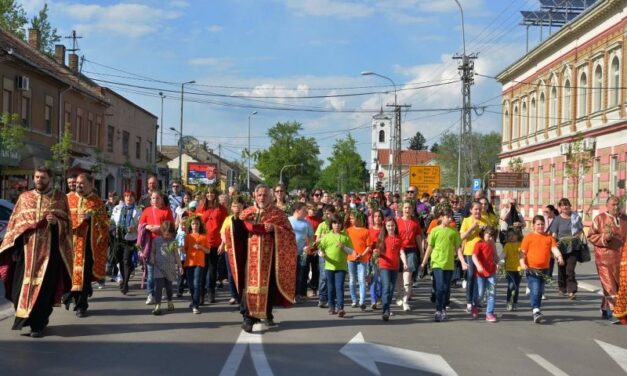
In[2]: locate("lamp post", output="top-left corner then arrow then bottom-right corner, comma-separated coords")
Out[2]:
169,127 -> 182,182
179,80 -> 195,181
279,163 -> 303,185
361,71 -> 397,193
453,0 -> 466,195
159,92 -> 166,152
247,111 -> 258,192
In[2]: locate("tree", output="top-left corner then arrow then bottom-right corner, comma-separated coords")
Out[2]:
0,112 -> 25,154
30,3 -> 61,55
429,142 -> 439,153
408,131 -> 427,150
434,131 -> 502,189
48,123 -> 72,179
508,157 -> 526,172
0,0 -> 27,40
253,121 -> 321,190
564,133 -> 594,213
318,134 -> 368,193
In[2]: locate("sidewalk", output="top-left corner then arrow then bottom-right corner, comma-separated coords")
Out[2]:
0,283 -> 13,321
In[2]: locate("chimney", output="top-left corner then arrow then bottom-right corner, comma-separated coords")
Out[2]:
28,28 -> 41,50
54,44 -> 66,65
68,53 -> 79,72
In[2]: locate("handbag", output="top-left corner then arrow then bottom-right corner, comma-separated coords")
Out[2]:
577,236 -> 591,263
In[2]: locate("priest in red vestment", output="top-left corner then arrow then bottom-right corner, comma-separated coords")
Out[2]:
0,166 -> 73,337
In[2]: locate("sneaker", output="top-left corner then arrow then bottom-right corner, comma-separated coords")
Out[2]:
434,311 -> 443,322
402,303 -> 411,312
525,287 -> 530,296
192,307 -> 200,314
351,302 -> 357,308
337,309 -> 346,318
152,305 -> 161,315
568,292 -> 576,300
228,298 -> 237,305
441,311 -> 447,321
486,313 -> 497,322
466,303 -> 472,313
396,297 -> 403,307
318,301 -> 328,308
75,310 -> 86,318
382,312 -> 390,321
608,316 -> 621,325
167,301 -> 174,311
462,280 -> 467,289
471,306 -> 478,319
533,311 -> 544,324
360,304 -> 367,312
146,295 -> 155,305
97,282 -> 105,290
371,303 -> 378,310
506,304 -> 513,312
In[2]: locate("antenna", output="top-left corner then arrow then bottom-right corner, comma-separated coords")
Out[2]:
65,30 -> 82,53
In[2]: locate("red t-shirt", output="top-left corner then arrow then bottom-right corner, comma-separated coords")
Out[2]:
306,215 -> 322,233
139,207 -> 175,239
396,217 -> 422,249
473,240 -> 497,277
368,227 -> 381,247
198,205 -> 228,247
379,235 -> 402,270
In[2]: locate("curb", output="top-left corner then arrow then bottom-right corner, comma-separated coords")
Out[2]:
0,304 -> 13,322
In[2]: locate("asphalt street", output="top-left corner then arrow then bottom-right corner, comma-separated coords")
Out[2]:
0,260 -> 625,376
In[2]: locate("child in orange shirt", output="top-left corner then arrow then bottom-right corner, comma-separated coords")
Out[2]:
520,215 -> 564,324
346,211 -> 373,311
184,216 -> 211,314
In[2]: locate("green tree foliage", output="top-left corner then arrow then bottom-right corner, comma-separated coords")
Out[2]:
48,123 -> 72,178
429,142 -> 439,153
508,157 -> 526,172
435,131 -> 502,189
30,3 -> 61,55
408,131 -> 427,150
0,112 -> 25,153
253,121 -> 321,191
0,0 -> 27,40
318,134 -> 368,194
564,133 -> 594,211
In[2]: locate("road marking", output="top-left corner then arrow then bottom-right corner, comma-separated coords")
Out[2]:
595,340 -> 627,373
577,282 -> 603,295
219,330 -> 274,376
340,332 -> 458,376
526,354 -> 569,376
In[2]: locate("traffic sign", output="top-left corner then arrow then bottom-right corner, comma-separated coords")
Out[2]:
409,165 -> 441,195
472,178 -> 482,192
377,171 -> 385,180
487,172 -> 530,190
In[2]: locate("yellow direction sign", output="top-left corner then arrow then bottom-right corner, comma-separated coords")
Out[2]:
409,165 -> 441,195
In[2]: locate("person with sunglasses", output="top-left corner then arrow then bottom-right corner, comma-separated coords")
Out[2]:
274,183 -> 290,214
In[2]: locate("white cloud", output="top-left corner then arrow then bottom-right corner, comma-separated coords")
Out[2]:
188,57 -> 234,70
20,0 -> 47,14
322,91 -> 346,110
207,25 -> 223,33
56,2 -> 182,37
283,0 -> 373,19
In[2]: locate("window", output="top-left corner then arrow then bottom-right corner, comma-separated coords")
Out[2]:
135,136 -> 141,159
593,65 -> 603,113
503,108 -> 510,142
122,131 -> 129,157
550,86 -> 557,127
147,141 -> 153,163
107,126 -> 114,152
21,96 -> 30,126
593,158 -> 600,200
550,164 -> 556,204
44,104 -> 52,134
530,98 -> 536,135
379,130 -> 385,143
88,119 -> 95,145
611,57 -> 620,107
2,89 -> 11,114
610,155 -> 618,193
96,118 -> 102,148
563,80 -> 571,123
521,102 -> 527,137
578,72 -> 587,118
539,93 -> 545,130
75,113 -> 83,142
513,105 -> 519,139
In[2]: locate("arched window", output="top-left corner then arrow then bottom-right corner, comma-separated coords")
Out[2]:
563,80 -> 571,122
593,65 -> 603,112
530,97 -> 537,135
611,57 -> 620,107
550,86 -> 558,127
578,72 -> 587,117
513,105 -> 519,139
503,108 -> 510,142
539,92 -> 546,130
378,130 -> 385,143
521,102 -> 527,137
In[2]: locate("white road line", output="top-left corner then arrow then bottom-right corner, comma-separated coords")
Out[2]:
526,354 -> 569,376
219,330 -> 274,376
577,282 -> 603,295
595,340 -> 627,373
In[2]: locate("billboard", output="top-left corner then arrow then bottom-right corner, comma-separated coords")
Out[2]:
187,162 -> 218,185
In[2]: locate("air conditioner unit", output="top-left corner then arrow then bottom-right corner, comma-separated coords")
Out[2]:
582,138 -> 595,151
15,76 -> 30,91
559,143 -> 571,155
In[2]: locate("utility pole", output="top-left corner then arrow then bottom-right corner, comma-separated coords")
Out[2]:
218,143 -> 222,188
387,103 -> 411,194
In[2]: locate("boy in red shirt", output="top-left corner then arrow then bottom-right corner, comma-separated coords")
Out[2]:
395,201 -> 422,311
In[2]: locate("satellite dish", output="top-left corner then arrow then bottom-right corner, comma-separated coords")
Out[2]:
180,136 -> 200,154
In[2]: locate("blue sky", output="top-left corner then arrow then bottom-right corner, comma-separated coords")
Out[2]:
19,0 -> 546,166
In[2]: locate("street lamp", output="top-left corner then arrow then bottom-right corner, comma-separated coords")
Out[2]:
247,111 -> 258,192
453,0 -> 466,195
279,163 -> 303,185
361,71 -> 398,193
179,80 -> 195,181
170,127 -> 182,182
159,92 -> 166,152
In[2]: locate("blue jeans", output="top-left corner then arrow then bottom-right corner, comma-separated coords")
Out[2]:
318,257 -> 328,303
186,266 -> 203,309
506,271 -> 521,304
433,268 -> 453,312
325,270 -> 346,310
380,268 -> 398,314
369,265 -> 382,305
527,269 -> 547,310
296,253 -> 309,296
476,274 -> 496,314
464,255 -> 477,305
348,261 -> 367,305
146,263 -> 155,297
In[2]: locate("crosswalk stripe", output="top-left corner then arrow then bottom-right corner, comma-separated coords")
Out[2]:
595,340 -> 627,373
526,354 -> 569,376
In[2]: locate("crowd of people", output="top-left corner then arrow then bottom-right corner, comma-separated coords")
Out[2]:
0,167 -> 626,338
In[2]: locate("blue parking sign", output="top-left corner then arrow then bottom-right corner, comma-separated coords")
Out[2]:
472,178 -> 481,192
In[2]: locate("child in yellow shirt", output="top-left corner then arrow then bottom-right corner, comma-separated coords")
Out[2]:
502,228 -> 522,311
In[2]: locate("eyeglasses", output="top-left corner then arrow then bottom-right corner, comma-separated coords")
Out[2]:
313,193 -> 321,196
406,190 -> 416,194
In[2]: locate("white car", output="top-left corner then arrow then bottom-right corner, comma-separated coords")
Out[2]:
0,199 -> 14,243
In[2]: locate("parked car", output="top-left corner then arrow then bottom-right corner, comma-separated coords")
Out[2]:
0,199 -> 14,243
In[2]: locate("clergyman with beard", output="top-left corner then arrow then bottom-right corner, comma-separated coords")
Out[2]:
0,166 -> 73,338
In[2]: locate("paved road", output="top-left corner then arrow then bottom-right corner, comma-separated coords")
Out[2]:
0,261 -> 625,376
